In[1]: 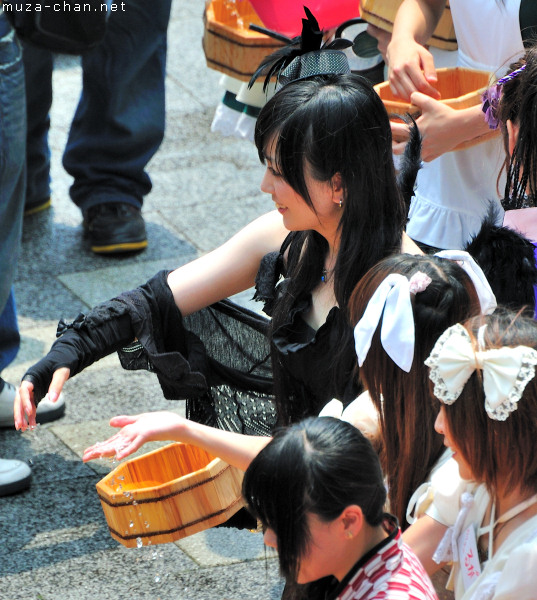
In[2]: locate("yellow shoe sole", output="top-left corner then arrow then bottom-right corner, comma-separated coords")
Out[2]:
91,239 -> 148,254
24,197 -> 52,217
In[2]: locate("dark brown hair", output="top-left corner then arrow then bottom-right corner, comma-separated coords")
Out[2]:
349,254 -> 481,528
440,309 -> 537,497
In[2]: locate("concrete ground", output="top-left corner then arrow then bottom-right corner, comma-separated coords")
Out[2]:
0,1 -> 284,598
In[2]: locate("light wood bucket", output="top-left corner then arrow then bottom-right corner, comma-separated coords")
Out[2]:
96,442 -> 245,548
360,0 -> 457,51
202,0 -> 285,82
374,67 -> 500,150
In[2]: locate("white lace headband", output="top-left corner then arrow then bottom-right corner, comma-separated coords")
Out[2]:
425,323 -> 537,421
434,250 -> 496,315
353,271 -> 431,373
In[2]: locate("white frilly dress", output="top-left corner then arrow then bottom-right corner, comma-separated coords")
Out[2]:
407,0 -> 525,249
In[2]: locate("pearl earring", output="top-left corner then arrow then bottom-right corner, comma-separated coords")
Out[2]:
345,530 -> 353,539
339,199 -> 343,208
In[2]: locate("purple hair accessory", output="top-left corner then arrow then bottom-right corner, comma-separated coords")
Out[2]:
497,63 -> 527,85
482,84 -> 501,130
481,63 -> 527,130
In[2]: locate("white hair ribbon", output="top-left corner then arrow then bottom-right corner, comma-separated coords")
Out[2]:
354,273 -> 422,372
425,323 -> 537,421
434,250 -> 497,315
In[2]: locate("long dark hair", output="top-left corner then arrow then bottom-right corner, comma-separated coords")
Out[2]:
254,74 -> 407,423
497,45 -> 537,208
348,254 -> 481,528
243,417 -> 386,583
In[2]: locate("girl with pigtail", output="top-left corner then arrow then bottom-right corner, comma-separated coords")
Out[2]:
349,252 -> 490,530
467,44 -> 537,313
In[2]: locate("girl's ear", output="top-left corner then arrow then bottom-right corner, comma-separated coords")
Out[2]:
340,505 -> 364,539
506,119 -> 520,157
331,172 -> 344,206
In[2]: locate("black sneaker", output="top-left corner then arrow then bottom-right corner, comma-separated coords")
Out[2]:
83,203 -> 148,254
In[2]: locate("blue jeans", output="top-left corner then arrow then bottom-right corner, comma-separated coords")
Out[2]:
24,0 -> 171,212
0,14 -> 25,370
0,290 -> 20,373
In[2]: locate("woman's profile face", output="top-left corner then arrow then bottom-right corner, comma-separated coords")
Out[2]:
263,512 -> 340,584
260,136 -> 342,235
434,406 -> 474,481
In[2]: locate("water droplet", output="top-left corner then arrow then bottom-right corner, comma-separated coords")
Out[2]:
129,521 -> 134,528
136,537 -> 143,548
145,521 -> 150,529
117,475 -> 125,480
154,575 -> 160,583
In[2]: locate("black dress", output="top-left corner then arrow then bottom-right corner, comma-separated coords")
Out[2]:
114,237 -> 360,436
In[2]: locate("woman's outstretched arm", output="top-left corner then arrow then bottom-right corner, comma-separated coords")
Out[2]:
82,411 -> 271,471
15,210 -> 288,430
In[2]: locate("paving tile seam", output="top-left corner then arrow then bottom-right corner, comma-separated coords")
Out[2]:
176,542 -> 279,568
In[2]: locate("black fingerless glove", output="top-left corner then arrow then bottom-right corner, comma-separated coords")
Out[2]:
22,301 -> 135,404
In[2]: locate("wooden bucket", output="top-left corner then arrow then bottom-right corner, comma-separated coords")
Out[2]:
96,442 -> 245,548
374,67 -> 500,150
360,0 -> 457,51
202,0 -> 285,82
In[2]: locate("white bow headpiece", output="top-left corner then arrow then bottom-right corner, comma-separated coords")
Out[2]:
434,250 -> 496,315
425,323 -> 537,421
354,272 -> 431,373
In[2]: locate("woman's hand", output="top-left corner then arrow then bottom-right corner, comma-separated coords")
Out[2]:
82,411 -> 187,462
410,92 -> 466,161
387,37 -> 440,101
14,367 -> 70,431
392,94 -> 490,161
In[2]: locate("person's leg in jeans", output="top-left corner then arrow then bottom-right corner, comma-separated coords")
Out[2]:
21,43 -> 53,215
0,22 -> 64,494
0,290 -> 32,495
63,0 -> 172,254
0,18 -> 31,495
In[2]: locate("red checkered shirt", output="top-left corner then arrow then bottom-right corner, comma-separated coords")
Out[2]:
329,516 -> 438,600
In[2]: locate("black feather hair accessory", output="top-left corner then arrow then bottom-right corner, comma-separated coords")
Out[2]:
248,6 -> 353,91
465,201 -> 537,314
396,115 -> 422,211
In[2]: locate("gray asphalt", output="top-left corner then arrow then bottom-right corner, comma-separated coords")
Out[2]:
0,1 -> 283,598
